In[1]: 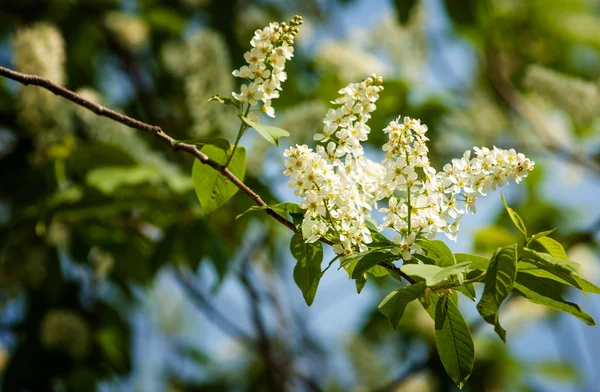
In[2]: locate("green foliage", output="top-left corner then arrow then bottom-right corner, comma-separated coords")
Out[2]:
236,202 -> 303,220
513,274 -> 595,326
534,236 -> 569,260
290,233 -> 323,306
351,252 -> 395,279
3,1 -> 600,390
422,293 -> 475,389
476,244 -> 517,342
241,116 -> 290,146
400,262 -> 471,286
501,193 -> 527,236
378,282 -> 426,329
417,239 -> 456,267
192,145 -> 246,216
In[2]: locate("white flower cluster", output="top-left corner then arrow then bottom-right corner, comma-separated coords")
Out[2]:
379,117 -> 534,259
283,76 -> 535,259
232,16 -> 302,117
283,76 -> 386,256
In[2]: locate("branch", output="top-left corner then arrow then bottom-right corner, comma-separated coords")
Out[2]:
0,65 -> 414,283
0,65 -> 296,230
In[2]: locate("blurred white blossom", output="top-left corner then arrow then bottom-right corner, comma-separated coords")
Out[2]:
185,30 -> 237,137
105,12 -> 149,50
13,23 -> 72,157
525,64 -> 600,124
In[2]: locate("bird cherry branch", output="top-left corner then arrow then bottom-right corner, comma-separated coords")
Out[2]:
0,65 -> 411,283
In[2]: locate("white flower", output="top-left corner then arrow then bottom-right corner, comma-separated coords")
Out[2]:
283,75 -> 534,257
232,16 -> 303,117
391,233 -> 419,260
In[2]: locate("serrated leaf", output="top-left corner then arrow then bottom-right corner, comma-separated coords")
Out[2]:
418,239 -> 456,267
455,253 -> 490,272
401,264 -> 443,285
435,262 -> 472,284
241,116 -> 290,146
501,193 -> 527,236
518,267 -> 600,295
476,244 -> 518,342
519,248 -> 581,290
401,262 -> 471,286
171,137 -> 230,151
535,236 -> 568,260
422,293 -> 474,388
378,282 -> 426,328
192,146 -> 245,216
513,273 -> 595,326
529,229 -> 557,242
290,233 -> 323,306
352,252 -> 395,279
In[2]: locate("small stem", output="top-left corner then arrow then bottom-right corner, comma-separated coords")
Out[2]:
226,104 -> 251,167
405,151 -> 412,235
322,254 -> 341,274
429,272 -> 486,291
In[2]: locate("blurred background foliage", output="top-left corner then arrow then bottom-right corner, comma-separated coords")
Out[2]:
0,0 -> 599,391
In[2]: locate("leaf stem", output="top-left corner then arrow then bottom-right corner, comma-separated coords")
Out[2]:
226,104 -> 251,167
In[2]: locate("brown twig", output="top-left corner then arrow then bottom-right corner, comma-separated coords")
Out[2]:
0,65 -> 414,283
0,66 -> 296,230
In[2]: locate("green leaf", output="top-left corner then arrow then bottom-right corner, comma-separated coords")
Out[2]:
518,267 -> 600,295
412,253 -> 437,265
171,137 -> 230,151
418,239 -> 456,267
457,284 -> 477,301
192,146 -> 245,216
513,273 -> 595,326
401,264 -> 443,285
422,293 -> 474,388
476,244 -> 518,342
355,274 -> 367,294
208,94 -> 240,108
378,282 -> 427,329
290,233 -> 323,306
86,165 -> 160,194
529,228 -> 556,242
535,236 -> 569,260
435,262 -> 472,285
241,116 -> 290,146
352,252 -> 395,279
401,262 -> 471,286
519,248 -> 581,290
501,193 -> 527,236
455,253 -> 490,272
236,202 -> 303,220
